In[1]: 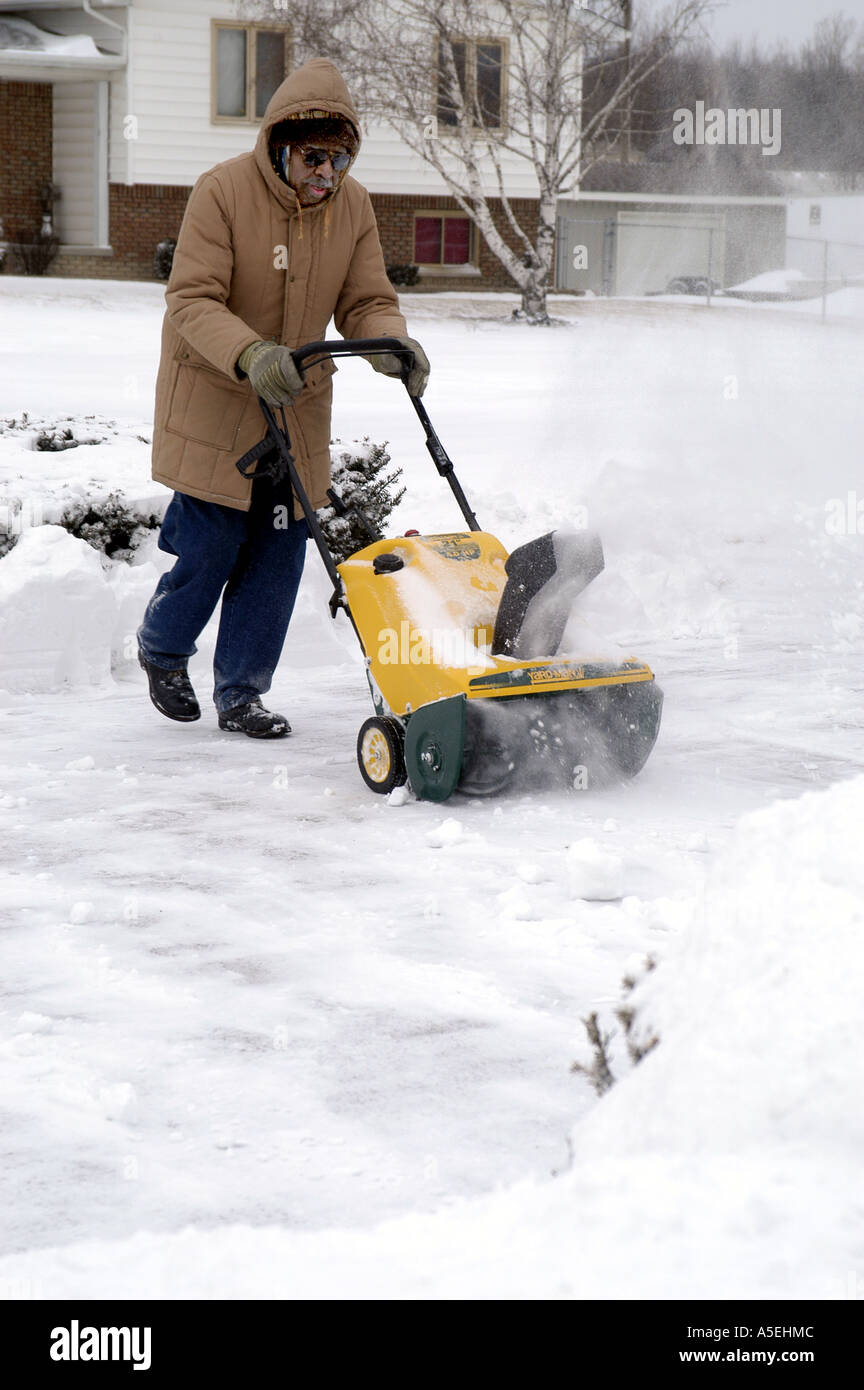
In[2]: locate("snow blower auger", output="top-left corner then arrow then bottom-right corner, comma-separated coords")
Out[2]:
243,339 -> 663,802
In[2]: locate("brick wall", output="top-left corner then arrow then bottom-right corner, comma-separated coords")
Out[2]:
108,183 -> 190,278
0,81 -> 53,239
49,183 -> 190,280
52,252 -> 119,279
371,192 -> 542,290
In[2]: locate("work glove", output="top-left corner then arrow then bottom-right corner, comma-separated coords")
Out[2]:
237,341 -> 304,407
368,336 -> 430,397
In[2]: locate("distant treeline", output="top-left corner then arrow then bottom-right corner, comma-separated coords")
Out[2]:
581,12 -> 864,192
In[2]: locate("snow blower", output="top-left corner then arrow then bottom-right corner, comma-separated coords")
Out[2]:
242,339 -> 663,802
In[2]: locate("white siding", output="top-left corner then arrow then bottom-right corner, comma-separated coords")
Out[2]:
109,2 -> 272,186
109,0 -> 538,197
352,119 -> 539,199
53,81 -> 97,245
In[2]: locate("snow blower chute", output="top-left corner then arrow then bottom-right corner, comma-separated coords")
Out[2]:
242,339 -> 663,802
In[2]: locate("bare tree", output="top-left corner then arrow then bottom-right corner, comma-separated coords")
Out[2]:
248,1 -> 716,321
802,11 -> 857,74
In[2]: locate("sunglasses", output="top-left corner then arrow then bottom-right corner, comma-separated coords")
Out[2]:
297,146 -> 352,172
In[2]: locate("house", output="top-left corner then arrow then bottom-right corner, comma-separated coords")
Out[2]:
0,0 -> 542,287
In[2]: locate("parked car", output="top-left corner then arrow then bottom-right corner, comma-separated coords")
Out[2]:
665,275 -> 721,296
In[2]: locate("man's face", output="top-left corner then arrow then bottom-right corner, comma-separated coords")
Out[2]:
286,143 -> 350,206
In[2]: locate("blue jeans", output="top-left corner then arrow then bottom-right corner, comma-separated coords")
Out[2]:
137,485 -> 308,713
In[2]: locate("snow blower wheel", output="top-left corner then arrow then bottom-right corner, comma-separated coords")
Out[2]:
357,716 -> 407,794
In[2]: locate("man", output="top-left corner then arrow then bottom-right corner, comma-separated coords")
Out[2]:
137,57 -> 428,738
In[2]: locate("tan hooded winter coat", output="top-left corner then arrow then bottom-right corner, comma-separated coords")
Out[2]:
151,58 -> 406,512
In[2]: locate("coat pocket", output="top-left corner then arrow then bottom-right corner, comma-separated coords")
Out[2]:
296,355 -> 337,395
164,363 -> 249,451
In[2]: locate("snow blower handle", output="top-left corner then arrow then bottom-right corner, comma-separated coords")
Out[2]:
290,337 -> 410,374
290,339 -> 481,533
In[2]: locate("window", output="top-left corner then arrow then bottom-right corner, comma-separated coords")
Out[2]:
414,214 -> 474,267
437,38 -> 506,130
809,204 -> 822,227
212,22 -> 290,123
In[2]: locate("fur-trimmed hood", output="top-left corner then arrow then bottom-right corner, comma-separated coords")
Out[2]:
254,58 -> 361,213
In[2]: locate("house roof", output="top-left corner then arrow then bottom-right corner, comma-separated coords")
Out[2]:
0,2 -> 128,8
0,48 -> 124,78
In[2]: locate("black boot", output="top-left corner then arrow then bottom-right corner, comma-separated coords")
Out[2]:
139,652 -> 201,722
218,698 -> 291,739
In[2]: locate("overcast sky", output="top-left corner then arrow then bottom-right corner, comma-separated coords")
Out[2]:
699,0 -> 863,50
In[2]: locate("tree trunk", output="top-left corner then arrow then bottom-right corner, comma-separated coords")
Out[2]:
515,276 -> 550,323
513,192 -> 557,323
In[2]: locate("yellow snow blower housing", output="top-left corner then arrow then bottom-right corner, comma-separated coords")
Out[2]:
339,529 -> 657,710
243,340 -> 663,801
339,530 -> 659,799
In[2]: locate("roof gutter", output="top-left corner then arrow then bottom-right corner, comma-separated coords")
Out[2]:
80,0 -> 134,185
80,0 -> 126,62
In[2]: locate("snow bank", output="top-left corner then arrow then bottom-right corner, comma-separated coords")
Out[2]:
581,772 -> 864,1159
727,267 -> 807,294
0,527 -> 116,692
0,517 -> 175,693
0,419 -> 383,687
4,774 -> 861,1298
0,416 -> 167,529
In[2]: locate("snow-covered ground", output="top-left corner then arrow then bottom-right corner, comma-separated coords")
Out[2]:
0,277 -> 862,1300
